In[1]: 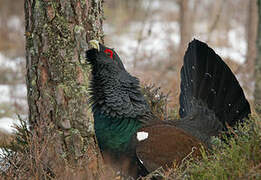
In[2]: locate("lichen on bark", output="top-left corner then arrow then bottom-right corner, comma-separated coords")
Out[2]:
24,0 -> 104,172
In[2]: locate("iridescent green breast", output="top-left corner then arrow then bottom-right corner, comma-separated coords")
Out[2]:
94,112 -> 142,152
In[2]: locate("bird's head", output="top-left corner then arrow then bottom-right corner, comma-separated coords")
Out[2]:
86,40 -> 126,73
85,40 -> 152,121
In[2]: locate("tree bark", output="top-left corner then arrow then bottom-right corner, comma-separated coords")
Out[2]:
238,0 -> 259,98
24,0 -> 104,177
246,0 -> 258,80
178,0 -> 192,58
207,0 -> 225,42
256,0 -> 261,115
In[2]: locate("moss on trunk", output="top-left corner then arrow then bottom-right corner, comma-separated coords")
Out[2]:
24,0 -> 104,175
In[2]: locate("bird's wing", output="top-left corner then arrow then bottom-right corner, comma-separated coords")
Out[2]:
135,124 -> 204,172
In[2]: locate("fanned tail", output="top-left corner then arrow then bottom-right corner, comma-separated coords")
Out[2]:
179,39 -> 251,132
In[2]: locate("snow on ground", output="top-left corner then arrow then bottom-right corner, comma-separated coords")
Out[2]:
105,1 -> 247,68
0,83 -> 27,132
107,21 -> 246,68
142,0 -> 179,12
8,16 -> 23,32
0,117 -> 17,133
0,83 -> 27,106
0,53 -> 27,133
0,84 -> 26,132
0,0 -> 248,132
0,53 -> 22,70
108,21 -> 180,67
216,27 -> 246,64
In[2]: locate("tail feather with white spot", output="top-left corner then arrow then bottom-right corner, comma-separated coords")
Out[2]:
179,39 -> 251,132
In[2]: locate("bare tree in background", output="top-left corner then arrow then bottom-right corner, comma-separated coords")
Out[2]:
178,0 -> 192,60
256,0 -> 261,115
24,0 -> 104,177
246,0 -> 258,82
0,0 -> 24,56
207,0 -> 225,41
163,0 -> 194,72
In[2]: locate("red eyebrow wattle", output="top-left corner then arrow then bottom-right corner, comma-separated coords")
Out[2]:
104,49 -> 113,59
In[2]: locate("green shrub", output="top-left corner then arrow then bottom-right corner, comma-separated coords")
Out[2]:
167,115 -> 261,180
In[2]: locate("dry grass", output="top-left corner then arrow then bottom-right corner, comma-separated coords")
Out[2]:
1,89 -> 260,180
141,114 -> 261,180
0,130 -> 13,149
0,119 -> 118,180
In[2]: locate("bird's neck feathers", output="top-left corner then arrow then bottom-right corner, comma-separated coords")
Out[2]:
89,68 -> 150,152
90,68 -> 150,120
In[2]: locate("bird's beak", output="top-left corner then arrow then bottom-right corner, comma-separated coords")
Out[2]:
89,40 -> 100,51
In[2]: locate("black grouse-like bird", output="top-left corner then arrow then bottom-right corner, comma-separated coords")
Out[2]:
86,39 -> 251,179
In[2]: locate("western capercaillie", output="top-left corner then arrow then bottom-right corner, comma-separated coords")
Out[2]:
86,39 -> 251,179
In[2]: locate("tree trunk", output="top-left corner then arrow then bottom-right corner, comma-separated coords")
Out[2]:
240,0 -> 258,98
207,0 -> 225,42
178,0 -> 192,59
24,0 -> 104,177
246,0 -> 258,73
167,0 -> 194,74
256,0 -> 261,115
246,0 -> 258,80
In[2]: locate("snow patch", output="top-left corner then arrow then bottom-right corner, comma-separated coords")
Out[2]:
0,84 -> 27,104
7,16 -> 23,33
0,83 -> 27,132
142,0 -> 178,12
0,117 -> 17,133
0,53 -> 24,70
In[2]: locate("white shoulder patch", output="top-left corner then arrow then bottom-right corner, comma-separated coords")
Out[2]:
137,131 -> 149,141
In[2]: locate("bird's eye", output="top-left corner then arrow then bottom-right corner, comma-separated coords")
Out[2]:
104,49 -> 113,59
